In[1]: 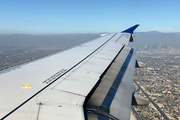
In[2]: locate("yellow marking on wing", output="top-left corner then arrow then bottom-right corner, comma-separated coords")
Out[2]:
22,84 -> 32,88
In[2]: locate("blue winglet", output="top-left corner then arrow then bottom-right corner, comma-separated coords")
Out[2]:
121,24 -> 139,33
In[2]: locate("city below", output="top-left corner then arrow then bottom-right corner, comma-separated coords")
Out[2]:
133,48 -> 180,120
0,34 -> 179,120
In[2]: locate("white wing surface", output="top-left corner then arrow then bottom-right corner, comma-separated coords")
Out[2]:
0,25 -> 140,120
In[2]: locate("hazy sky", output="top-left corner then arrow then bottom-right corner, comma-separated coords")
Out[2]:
0,0 -> 180,34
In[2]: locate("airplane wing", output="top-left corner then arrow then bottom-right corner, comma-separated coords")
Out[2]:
0,25 -> 148,120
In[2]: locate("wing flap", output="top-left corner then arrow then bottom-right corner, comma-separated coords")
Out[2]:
86,46 -> 136,120
110,49 -> 136,119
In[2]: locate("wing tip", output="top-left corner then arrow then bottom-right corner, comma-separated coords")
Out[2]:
121,24 -> 139,33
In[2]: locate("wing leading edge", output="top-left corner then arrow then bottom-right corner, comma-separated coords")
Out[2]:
0,25 -> 141,120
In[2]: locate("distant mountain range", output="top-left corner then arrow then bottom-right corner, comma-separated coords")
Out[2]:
0,33 -> 100,49
129,31 -> 180,50
0,32 -> 180,50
